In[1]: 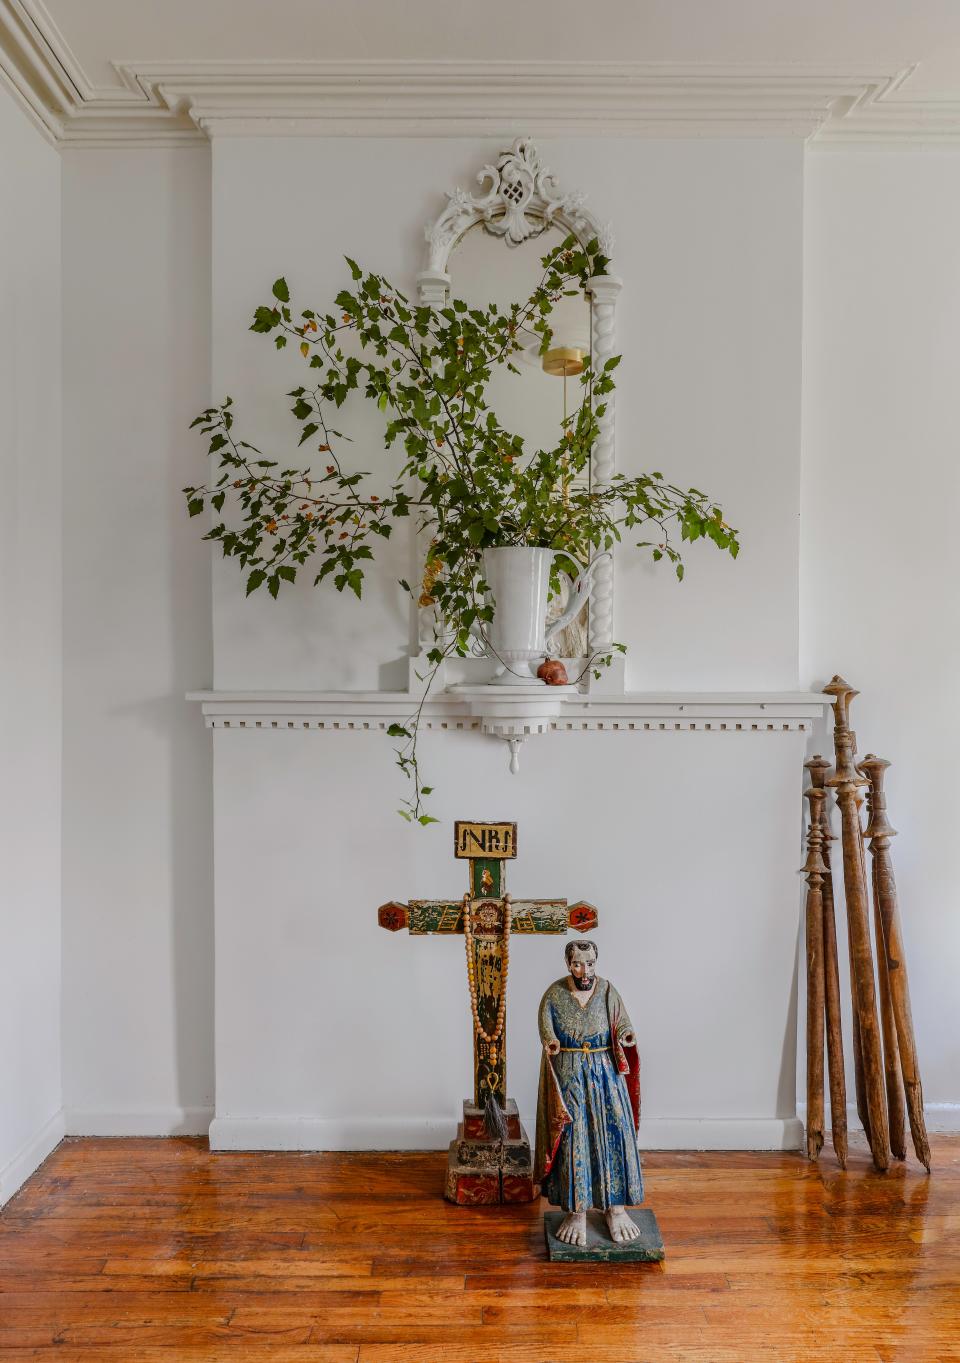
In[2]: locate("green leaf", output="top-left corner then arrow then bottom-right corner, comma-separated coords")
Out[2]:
245,569 -> 267,595
387,724 -> 411,738
418,814 -> 440,826
345,257 -> 363,281
251,306 -> 279,334
272,277 -> 290,303
187,497 -> 204,517
267,574 -> 280,599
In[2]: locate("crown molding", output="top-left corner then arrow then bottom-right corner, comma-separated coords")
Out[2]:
3,0 -> 960,148
110,60 -> 906,145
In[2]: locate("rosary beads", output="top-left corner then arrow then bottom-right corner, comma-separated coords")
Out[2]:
462,891 -> 512,1045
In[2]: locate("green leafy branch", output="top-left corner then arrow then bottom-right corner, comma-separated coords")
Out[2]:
185,235 -> 740,822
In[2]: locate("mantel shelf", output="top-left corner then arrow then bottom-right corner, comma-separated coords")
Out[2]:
189,688 -> 828,772
188,686 -> 825,732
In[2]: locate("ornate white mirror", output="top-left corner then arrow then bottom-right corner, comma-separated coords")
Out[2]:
415,139 -> 621,688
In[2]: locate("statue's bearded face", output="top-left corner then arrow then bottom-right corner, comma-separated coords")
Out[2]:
568,947 -> 597,991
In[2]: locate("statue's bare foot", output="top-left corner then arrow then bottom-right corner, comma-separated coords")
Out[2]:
556,1212 -> 587,1246
606,1206 -> 641,1243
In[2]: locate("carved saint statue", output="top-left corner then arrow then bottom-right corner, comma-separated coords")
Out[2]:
534,939 -> 643,1245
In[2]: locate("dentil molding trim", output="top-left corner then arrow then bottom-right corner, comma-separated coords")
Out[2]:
4,2 -> 960,148
189,690 -> 828,735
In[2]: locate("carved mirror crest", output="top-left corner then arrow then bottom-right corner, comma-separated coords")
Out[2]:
415,139 -> 621,681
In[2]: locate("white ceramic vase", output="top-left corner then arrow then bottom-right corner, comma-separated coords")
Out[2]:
479,546 -> 607,685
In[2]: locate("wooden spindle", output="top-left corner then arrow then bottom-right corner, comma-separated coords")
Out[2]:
853,788 -> 876,1149
824,677 -> 889,1171
860,755 -> 931,1172
860,760 -> 907,1161
802,787 -> 827,1160
805,755 -> 847,1168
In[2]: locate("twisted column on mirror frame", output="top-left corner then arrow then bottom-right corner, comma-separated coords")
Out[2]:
585,273 -> 621,657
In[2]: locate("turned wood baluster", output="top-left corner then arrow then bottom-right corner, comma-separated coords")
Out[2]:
860,755 -> 931,1172
824,676 -> 889,1171
802,787 -> 827,1160
853,787 -> 876,1150
805,755 -> 848,1168
860,758 -> 907,1161
821,720 -> 869,1147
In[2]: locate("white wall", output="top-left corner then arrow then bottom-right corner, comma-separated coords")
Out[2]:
0,87 -> 63,1202
801,149 -> 960,1119
211,138 -> 803,691
60,147 -> 215,1134
36,130 -> 960,1150
208,137 -> 808,1151
212,727 -> 807,1151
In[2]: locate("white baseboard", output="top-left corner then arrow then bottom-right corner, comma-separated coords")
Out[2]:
65,1107 -> 213,1137
0,1108 -> 65,1206
209,1113 -> 803,1152
925,1104 -> 960,1131
636,1117 -> 803,1151
209,1115 -> 456,1151
798,1102 -> 960,1133
18,1104 -> 957,1164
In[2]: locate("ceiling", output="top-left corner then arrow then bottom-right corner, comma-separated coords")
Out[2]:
3,0 -> 960,146
25,0 -> 960,90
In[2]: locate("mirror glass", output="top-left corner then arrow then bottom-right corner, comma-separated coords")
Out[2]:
447,222 -> 592,476
446,222 -> 593,657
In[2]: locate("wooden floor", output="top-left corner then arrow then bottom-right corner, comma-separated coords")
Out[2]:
1,1137 -> 957,1362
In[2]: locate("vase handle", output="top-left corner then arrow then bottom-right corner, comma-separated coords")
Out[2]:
544,551 -> 611,652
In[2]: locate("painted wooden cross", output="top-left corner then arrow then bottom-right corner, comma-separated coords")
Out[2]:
377,820 -> 599,1108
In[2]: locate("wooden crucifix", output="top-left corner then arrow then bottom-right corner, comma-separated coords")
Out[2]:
378,820 -> 599,1204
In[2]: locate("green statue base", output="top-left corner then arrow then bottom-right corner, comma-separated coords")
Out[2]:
544,1209 -> 665,1262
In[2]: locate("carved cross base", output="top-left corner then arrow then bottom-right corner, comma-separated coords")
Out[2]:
444,1098 -> 537,1205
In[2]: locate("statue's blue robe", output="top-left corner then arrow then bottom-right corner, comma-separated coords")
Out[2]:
535,977 -> 644,1212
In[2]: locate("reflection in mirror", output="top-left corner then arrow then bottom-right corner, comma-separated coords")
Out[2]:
449,224 -> 591,478
448,224 -> 593,657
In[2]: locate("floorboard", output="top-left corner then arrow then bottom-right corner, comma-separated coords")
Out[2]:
1,1135 -> 957,1361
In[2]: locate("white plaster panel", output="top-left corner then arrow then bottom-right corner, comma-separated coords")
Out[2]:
800,148 -> 960,1111
0,86 -> 63,1200
210,138 -> 804,692
60,147 -> 215,1124
212,727 -> 804,1143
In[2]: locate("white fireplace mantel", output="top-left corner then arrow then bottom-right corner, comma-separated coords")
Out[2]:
189,688 -> 829,739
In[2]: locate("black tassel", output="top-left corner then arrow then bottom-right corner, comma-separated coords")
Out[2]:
484,1094 -> 508,1142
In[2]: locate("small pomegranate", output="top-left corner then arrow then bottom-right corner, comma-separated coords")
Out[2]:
537,659 -> 568,686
